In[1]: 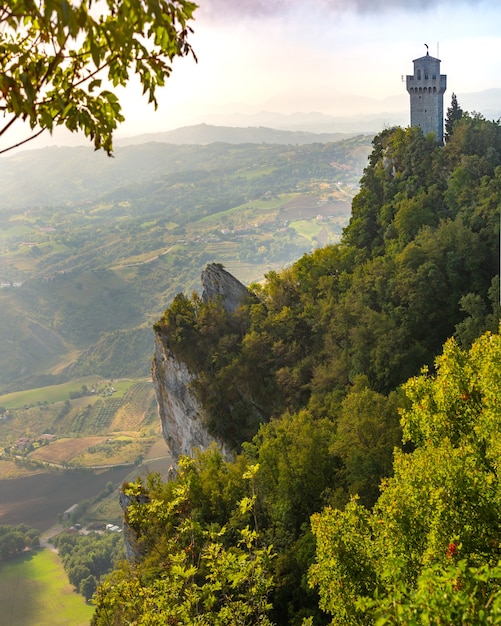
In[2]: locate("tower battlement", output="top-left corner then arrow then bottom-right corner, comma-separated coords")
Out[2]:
406,50 -> 447,143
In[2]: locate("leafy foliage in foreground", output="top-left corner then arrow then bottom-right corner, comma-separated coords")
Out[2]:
309,331 -> 501,624
92,464 -> 274,625
0,0 -> 196,154
93,331 -> 501,624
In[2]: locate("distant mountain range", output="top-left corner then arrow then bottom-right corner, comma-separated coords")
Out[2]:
115,88 -> 501,145
114,124 -> 361,146
3,88 -> 497,152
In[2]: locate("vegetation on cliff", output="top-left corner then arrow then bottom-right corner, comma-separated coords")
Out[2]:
94,114 -> 501,624
155,114 -> 500,450
310,332 -> 501,624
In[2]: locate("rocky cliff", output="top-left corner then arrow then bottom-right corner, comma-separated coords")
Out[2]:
152,264 -> 251,462
201,263 -> 251,314
151,334 -> 219,460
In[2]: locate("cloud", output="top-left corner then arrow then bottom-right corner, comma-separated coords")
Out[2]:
326,0 -> 487,11
198,0 -> 491,20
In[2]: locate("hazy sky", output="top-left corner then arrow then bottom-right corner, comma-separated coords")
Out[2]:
4,0 -> 500,150
112,0 -> 501,136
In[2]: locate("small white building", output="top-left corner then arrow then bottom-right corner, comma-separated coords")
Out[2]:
63,503 -> 79,520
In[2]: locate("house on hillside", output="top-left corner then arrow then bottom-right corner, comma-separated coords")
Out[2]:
63,503 -> 79,521
39,434 -> 57,443
14,437 -> 32,451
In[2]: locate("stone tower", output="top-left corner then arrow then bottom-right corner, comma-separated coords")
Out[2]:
406,48 -> 447,143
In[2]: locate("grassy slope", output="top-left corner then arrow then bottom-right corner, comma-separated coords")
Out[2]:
0,549 -> 94,626
0,376 -> 103,409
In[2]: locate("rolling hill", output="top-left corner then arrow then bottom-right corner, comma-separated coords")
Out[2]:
0,131 -> 372,392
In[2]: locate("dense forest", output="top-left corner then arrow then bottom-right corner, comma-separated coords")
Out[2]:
92,113 -> 501,625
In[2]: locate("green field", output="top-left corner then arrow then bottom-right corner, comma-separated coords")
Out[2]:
0,377 -> 140,410
197,193 -> 296,223
289,219 -> 324,240
0,377 -> 103,409
0,549 -> 94,626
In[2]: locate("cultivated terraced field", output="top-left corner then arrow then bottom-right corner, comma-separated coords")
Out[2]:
0,379 -> 169,529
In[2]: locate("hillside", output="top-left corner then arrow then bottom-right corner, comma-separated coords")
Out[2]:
115,123 -> 355,146
92,113 -> 501,625
0,135 -> 371,392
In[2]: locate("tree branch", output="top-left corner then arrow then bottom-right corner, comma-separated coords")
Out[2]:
0,115 -> 18,137
0,126 -> 46,154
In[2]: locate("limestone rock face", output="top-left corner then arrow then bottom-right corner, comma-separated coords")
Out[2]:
152,264 -> 249,462
151,333 -> 219,461
201,263 -> 250,313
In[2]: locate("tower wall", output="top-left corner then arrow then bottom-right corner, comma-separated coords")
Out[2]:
406,53 -> 446,143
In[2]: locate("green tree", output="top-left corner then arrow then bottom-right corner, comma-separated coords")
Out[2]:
0,524 -> 40,561
445,93 -> 464,142
0,0 -> 196,154
54,530 -> 124,598
244,410 -> 341,624
79,575 -> 98,602
309,330 -> 501,625
92,465 -> 275,625
68,563 -> 92,588
332,377 -> 401,507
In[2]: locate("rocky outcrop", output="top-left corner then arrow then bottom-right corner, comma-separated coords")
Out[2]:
201,263 -> 251,313
152,264 -> 248,462
122,265 -> 251,561
151,333 -> 221,461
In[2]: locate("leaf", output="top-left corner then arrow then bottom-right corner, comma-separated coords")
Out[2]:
0,0 -> 197,154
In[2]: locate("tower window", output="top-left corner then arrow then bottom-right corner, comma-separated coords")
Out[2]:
417,69 -> 422,80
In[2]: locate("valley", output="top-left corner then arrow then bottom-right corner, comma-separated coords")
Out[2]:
0,128 -> 371,533
0,132 -> 372,394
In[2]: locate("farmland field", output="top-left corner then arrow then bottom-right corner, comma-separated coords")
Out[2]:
29,437 -> 107,464
0,549 -> 94,626
0,467 -> 130,531
0,379 -> 168,532
0,379 -> 158,456
0,377 -> 103,409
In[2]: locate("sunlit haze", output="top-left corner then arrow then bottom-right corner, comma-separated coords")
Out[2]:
6,0 -> 501,147
113,0 -> 501,134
